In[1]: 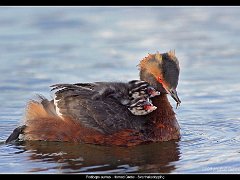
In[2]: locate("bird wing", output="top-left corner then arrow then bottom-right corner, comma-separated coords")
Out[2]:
50,83 -> 145,134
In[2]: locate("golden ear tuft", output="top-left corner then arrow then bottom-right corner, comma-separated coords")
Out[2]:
155,51 -> 163,63
138,53 -> 154,69
168,49 -> 176,58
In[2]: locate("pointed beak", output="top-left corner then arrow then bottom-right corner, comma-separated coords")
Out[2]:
168,89 -> 181,108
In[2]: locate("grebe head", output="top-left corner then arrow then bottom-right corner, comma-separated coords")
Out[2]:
138,50 -> 181,106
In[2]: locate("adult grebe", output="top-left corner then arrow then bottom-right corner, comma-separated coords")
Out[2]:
6,51 -> 181,146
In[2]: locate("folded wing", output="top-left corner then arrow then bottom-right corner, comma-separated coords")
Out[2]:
51,83 -> 146,134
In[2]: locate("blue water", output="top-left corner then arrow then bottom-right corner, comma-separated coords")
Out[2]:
0,7 -> 240,174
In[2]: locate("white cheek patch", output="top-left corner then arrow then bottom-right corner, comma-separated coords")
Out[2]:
139,90 -> 145,96
129,108 -> 146,116
133,80 -> 146,85
131,92 -> 140,99
128,106 -> 148,116
128,104 -> 157,116
135,111 -> 146,115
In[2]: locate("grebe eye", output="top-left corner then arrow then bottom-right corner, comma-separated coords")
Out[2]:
157,77 -> 163,83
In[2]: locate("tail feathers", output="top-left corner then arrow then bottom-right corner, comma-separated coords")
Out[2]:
36,95 -> 58,117
23,95 -> 73,141
6,95 -> 58,143
24,95 -> 58,122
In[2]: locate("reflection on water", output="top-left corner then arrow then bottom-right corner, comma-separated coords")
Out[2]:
10,140 -> 180,173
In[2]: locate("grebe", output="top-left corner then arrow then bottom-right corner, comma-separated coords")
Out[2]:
6,51 -> 181,146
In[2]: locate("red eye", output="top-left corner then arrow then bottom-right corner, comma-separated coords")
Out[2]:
157,77 -> 163,83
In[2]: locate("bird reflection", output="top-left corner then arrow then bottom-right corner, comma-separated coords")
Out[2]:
15,140 -> 180,173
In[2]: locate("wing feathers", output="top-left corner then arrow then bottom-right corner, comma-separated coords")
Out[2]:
50,82 -> 147,134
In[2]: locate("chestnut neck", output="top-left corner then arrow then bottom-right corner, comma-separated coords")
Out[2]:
148,94 -> 176,124
144,93 -> 180,142
139,68 -> 179,127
